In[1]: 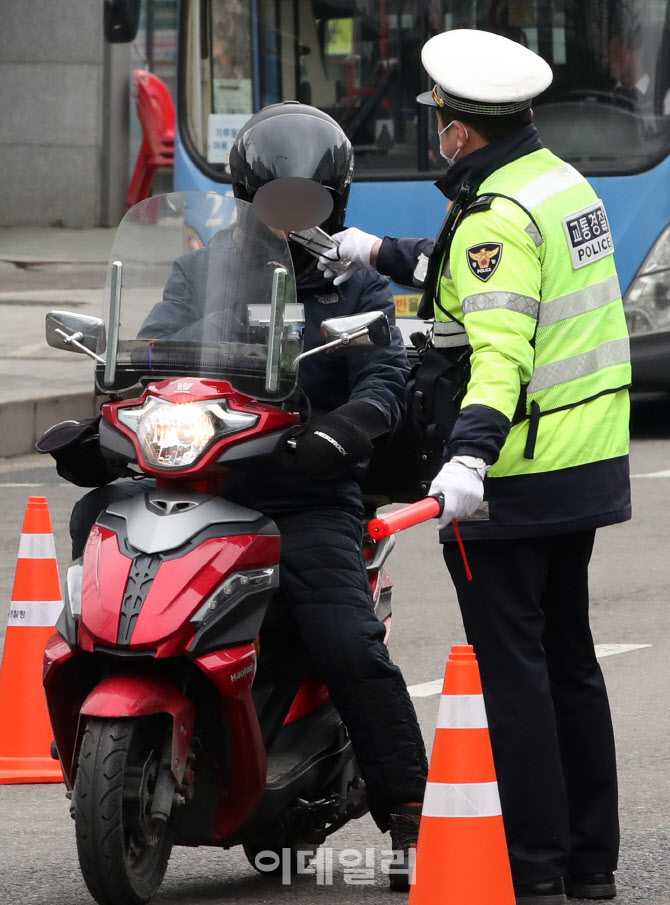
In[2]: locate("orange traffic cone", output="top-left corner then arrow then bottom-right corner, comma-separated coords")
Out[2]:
0,497 -> 64,783
409,644 -> 514,904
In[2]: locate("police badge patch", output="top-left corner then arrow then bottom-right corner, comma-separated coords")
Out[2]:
466,243 -> 503,282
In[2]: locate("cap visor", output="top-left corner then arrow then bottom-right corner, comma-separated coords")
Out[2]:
416,90 -> 439,107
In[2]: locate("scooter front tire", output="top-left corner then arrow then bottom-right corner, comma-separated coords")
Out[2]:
73,716 -> 174,905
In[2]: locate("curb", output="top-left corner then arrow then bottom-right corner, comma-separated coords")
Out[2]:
0,393 -> 99,459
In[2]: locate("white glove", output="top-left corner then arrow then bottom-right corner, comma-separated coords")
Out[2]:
317,228 -> 380,286
428,460 -> 485,529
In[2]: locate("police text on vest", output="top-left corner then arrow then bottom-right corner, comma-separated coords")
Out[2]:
562,201 -> 614,270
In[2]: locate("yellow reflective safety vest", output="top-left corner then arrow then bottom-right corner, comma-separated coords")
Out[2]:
437,147 -> 631,538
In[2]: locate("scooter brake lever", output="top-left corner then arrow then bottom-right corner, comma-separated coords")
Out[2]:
282,423 -> 304,453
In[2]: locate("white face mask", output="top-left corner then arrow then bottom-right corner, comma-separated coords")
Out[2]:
438,120 -> 469,166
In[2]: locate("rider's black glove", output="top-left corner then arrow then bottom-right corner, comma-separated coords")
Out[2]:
295,401 -> 389,480
36,417 -> 126,487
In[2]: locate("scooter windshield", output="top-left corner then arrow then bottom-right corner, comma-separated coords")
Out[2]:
98,193 -> 302,401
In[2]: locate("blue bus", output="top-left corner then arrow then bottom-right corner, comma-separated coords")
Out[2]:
109,1 -> 670,386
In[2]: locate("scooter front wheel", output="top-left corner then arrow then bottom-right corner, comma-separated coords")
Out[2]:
73,716 -> 174,905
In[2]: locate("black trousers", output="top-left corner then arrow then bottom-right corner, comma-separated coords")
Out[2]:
444,531 -> 618,887
70,484 -> 428,830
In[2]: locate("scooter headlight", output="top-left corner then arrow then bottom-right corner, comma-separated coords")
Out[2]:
118,397 -> 259,468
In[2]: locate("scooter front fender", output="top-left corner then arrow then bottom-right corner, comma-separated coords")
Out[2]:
80,674 -> 196,783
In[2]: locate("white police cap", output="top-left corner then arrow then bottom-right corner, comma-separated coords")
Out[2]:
417,29 -> 553,115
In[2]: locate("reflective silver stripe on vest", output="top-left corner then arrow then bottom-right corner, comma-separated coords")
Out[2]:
422,781 -> 502,818
433,320 -> 469,348
435,321 -> 465,334
514,162 -> 584,210
539,274 -> 622,327
525,220 -> 543,247
528,337 -> 631,394
463,291 -> 540,320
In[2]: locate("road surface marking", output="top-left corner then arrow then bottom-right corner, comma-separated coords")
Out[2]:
631,469 -> 670,478
409,679 -> 445,698
594,643 -> 651,658
0,482 -> 50,487
408,643 -> 651,698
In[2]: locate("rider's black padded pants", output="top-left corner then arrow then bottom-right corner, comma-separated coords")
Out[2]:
70,484 -> 428,830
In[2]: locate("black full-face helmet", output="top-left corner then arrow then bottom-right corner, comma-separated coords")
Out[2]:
229,102 -> 354,235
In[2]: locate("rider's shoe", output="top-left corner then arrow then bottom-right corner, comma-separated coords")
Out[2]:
387,803 -> 421,892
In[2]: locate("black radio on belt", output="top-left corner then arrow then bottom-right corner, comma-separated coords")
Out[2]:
360,325 -> 471,504
362,185 -> 476,503
408,340 -> 471,443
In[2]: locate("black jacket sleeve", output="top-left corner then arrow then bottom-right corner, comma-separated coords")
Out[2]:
448,404 -> 513,465
344,270 -> 410,433
138,250 -> 208,340
376,236 -> 434,289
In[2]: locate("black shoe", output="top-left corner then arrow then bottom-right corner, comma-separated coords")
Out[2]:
565,873 -> 616,899
515,877 -> 567,905
387,804 -> 421,892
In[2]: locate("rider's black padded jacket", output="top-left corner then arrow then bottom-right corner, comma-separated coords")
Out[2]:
140,240 -> 409,513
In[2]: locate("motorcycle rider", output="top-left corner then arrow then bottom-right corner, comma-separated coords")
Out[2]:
65,102 -> 427,889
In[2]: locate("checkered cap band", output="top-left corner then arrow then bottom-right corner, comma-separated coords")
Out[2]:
432,84 -> 532,115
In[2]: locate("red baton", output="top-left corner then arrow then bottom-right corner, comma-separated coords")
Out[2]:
367,496 -> 442,539
367,495 -> 473,581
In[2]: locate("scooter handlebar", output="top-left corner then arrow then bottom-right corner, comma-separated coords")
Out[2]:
367,495 -> 444,540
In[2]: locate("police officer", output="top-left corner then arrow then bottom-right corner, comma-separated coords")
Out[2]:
64,103 -> 427,889
319,30 -> 630,905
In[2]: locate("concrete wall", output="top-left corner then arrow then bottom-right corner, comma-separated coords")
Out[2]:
0,3 -> 129,227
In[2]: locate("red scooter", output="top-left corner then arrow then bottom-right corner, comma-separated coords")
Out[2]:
42,193 -> 397,905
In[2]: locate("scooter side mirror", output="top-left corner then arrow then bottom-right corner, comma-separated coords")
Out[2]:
46,310 -> 107,363
292,311 -> 391,370
320,311 -> 391,350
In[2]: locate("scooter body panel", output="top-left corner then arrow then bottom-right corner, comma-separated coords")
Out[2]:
77,490 -> 281,656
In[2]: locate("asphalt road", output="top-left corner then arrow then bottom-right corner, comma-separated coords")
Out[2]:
0,395 -> 669,904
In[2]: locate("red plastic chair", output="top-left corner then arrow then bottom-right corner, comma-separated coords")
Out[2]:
126,69 -> 176,210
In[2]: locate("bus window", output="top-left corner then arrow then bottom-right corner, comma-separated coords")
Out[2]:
180,0 -> 437,176
530,0 -> 670,174
180,0 -> 670,181
290,3 -> 429,175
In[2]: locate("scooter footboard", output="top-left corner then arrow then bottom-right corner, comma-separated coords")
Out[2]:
80,674 -> 196,783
